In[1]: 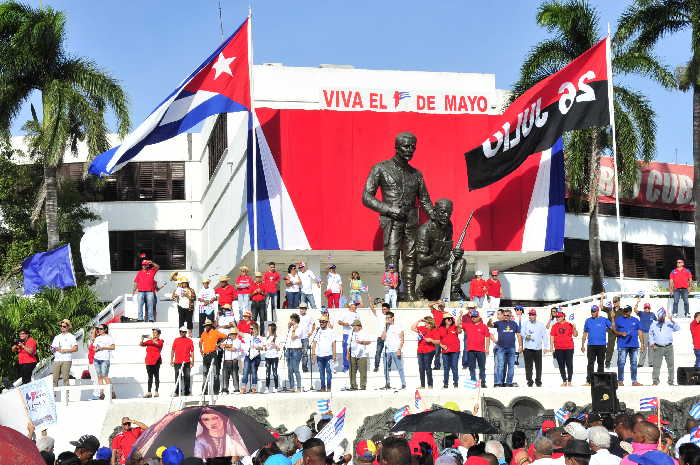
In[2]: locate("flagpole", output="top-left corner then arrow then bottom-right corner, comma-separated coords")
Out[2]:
248,7 -> 259,274
606,24 -> 625,292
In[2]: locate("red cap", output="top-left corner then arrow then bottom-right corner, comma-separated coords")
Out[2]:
555,311 -> 565,318
528,309 -> 537,315
541,420 -> 556,432
643,303 -> 651,309
269,430 -> 280,439
141,260 -> 151,265
491,270 -> 499,275
467,457 -> 491,465
646,414 -> 669,425
355,440 -> 377,458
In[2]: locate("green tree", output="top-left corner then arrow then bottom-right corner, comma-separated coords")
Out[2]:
616,0 -> 700,284
0,1 -> 129,250
511,0 -> 674,293
0,286 -> 103,381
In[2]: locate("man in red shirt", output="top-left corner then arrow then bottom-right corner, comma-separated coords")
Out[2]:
238,311 -> 253,334
215,276 -> 236,313
131,260 -> 160,322
691,312 -> 700,368
111,416 -> 147,464
12,328 -> 37,384
670,259 -> 693,317
264,262 -> 281,320
485,270 -> 503,310
469,271 -> 487,308
171,326 -> 194,396
250,272 -> 267,329
462,310 -> 491,388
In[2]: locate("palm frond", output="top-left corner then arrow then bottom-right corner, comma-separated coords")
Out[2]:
615,0 -> 689,48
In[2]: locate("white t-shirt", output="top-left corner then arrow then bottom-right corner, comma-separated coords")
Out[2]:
385,324 -> 403,352
93,334 -> 115,361
589,449 -> 621,465
52,333 -> 77,362
339,309 -> 358,335
286,273 -> 301,292
313,328 -> 336,357
197,287 -> 217,315
327,273 -> 342,293
349,329 -> 371,358
299,270 -> 317,294
242,333 -> 264,359
174,287 -> 191,308
223,336 -> 242,361
218,314 -> 237,329
286,326 -> 303,349
298,313 -> 314,339
374,310 -> 388,338
264,336 -> 281,359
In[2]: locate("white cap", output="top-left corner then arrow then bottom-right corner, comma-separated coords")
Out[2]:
475,270 -> 483,276
294,425 -> 313,442
179,325 -> 188,332
563,421 -> 588,441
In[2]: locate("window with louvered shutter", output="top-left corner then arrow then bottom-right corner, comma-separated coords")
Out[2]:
97,162 -> 185,201
109,230 -> 186,270
208,114 -> 228,178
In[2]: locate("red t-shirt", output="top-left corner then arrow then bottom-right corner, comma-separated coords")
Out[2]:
172,337 -> 194,364
141,339 -> 164,365
250,282 -> 266,302
691,320 -> 700,350
263,271 -> 280,293
17,337 -> 37,364
88,344 -> 95,364
408,432 -> 438,460
469,278 -> 486,298
238,319 -> 252,334
416,326 -> 438,354
550,322 -> 575,350
111,428 -> 144,464
670,267 -> 693,289
133,269 -> 158,292
463,321 -> 490,352
215,285 -> 236,306
236,275 -> 253,294
438,325 -> 460,353
430,308 -> 444,327
486,278 -> 501,297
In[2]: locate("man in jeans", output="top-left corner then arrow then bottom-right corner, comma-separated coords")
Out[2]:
648,308 -> 680,385
520,309 -> 548,387
633,298 -> 656,367
692,312 -> 700,368
311,314 -> 336,392
670,259 -> 692,317
131,260 -> 160,322
612,306 -> 643,386
298,262 -> 319,308
581,305 -> 610,386
461,310 -> 490,387
381,311 -> 406,390
298,303 -> 314,372
489,310 -> 522,387
199,319 -> 226,394
264,262 -> 281,321
348,320 -> 372,390
370,300 -> 391,372
171,325 -> 194,396
50,319 -> 78,387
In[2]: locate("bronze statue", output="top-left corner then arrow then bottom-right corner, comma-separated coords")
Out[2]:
362,132 -> 434,301
414,199 -> 467,301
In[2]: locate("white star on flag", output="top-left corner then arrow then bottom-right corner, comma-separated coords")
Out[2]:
212,52 -> 236,79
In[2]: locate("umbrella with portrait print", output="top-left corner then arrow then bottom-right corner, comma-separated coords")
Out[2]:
131,405 -> 274,460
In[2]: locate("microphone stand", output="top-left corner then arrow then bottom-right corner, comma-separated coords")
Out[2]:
309,326 -> 320,391
383,323 -> 390,389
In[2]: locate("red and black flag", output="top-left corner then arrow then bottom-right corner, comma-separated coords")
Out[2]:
465,38 -> 610,190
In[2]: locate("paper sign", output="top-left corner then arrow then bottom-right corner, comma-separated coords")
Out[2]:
19,377 -> 57,430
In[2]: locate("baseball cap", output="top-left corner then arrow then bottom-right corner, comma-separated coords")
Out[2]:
95,447 -> 112,461
470,310 -> 479,317
643,303 -> 651,309
328,264 -> 336,269
563,422 -> 588,441
541,420 -> 556,432
555,311 -> 565,318
563,439 -> 593,456
141,259 -> 151,265
294,425 -> 313,442
491,270 -> 499,275
475,270 -> 483,275
156,446 -> 167,458
70,434 -> 100,451
356,440 -> 377,459
162,446 -> 186,465
528,309 -> 537,315
298,261 -> 306,268
591,305 -> 599,312
388,264 -> 396,268
514,305 -> 524,310
627,451 -> 674,465
179,325 -> 188,332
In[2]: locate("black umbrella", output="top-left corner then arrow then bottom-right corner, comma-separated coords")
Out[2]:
391,408 -> 497,434
131,405 -> 274,460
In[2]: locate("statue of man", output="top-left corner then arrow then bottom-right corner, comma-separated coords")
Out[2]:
415,199 -> 467,301
362,132 -> 434,301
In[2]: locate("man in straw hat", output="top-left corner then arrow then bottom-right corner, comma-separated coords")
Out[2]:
236,266 -> 253,318
197,277 -> 218,337
251,271 -> 267,329
51,319 -> 78,387
215,275 -> 236,315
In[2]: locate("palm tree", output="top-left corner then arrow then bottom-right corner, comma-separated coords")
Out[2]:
511,0 -> 675,294
616,0 -> 700,286
0,1 -> 129,249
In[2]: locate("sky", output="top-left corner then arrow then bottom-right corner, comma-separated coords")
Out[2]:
12,0 -> 693,164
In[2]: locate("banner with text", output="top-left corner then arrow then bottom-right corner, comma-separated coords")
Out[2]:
19,376 -> 57,430
320,88 -> 493,114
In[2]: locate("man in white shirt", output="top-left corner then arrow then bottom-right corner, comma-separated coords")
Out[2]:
311,314 -> 336,392
338,303 -> 359,372
218,307 -> 238,332
93,324 -> 115,399
369,300 -> 391,372
530,437 -> 559,465
197,278 -> 218,336
221,328 -> 242,394
588,426 -> 621,465
51,319 -> 78,387
674,418 -> 699,456
381,311 -> 406,390
348,320 -> 372,390
298,262 -> 319,309
298,303 -> 315,372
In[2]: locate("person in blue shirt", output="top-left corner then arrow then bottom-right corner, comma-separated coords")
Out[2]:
488,309 -> 522,387
648,308 -> 680,386
612,305 -> 643,386
633,297 -> 657,368
520,308 -> 548,387
581,304 -> 611,386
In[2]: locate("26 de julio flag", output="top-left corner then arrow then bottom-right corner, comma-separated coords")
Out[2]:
465,38 -> 610,190
89,18 -> 251,177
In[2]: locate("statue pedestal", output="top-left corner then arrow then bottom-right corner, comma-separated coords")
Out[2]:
397,300 -> 475,309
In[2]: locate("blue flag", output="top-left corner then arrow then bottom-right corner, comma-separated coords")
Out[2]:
22,245 -> 77,295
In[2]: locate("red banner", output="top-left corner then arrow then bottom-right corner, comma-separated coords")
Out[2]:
597,157 -> 694,210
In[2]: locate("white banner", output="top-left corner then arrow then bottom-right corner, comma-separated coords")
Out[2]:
80,221 -> 111,275
19,376 -> 57,430
315,407 -> 346,455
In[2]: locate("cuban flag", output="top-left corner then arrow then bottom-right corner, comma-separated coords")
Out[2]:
334,408 -> 346,435
464,379 -> 481,389
393,407 -> 410,424
690,426 -> 700,445
414,390 -> 422,410
640,397 -> 659,411
317,399 -> 331,414
690,402 -> 700,420
88,19 -> 251,177
555,408 -> 569,424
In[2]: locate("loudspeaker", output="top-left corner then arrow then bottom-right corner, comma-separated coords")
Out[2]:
677,367 -> 700,385
591,372 -> 619,413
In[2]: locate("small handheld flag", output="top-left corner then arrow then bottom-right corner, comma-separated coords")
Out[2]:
393,407 -> 410,424
555,408 -> 569,424
602,281 -> 608,288
317,399 -> 330,414
334,408 -> 346,435
640,397 -> 659,411
575,412 -> 587,421
464,379 -> 481,389
689,402 -> 700,420
414,390 -> 422,410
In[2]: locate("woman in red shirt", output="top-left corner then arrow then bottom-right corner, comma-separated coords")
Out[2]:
411,316 -> 440,389
438,313 -> 463,389
140,328 -> 164,397
12,328 -> 37,385
549,312 -> 578,386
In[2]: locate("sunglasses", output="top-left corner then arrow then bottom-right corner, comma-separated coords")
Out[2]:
97,327 -> 105,331
122,422 -> 131,426
60,325 -> 68,328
